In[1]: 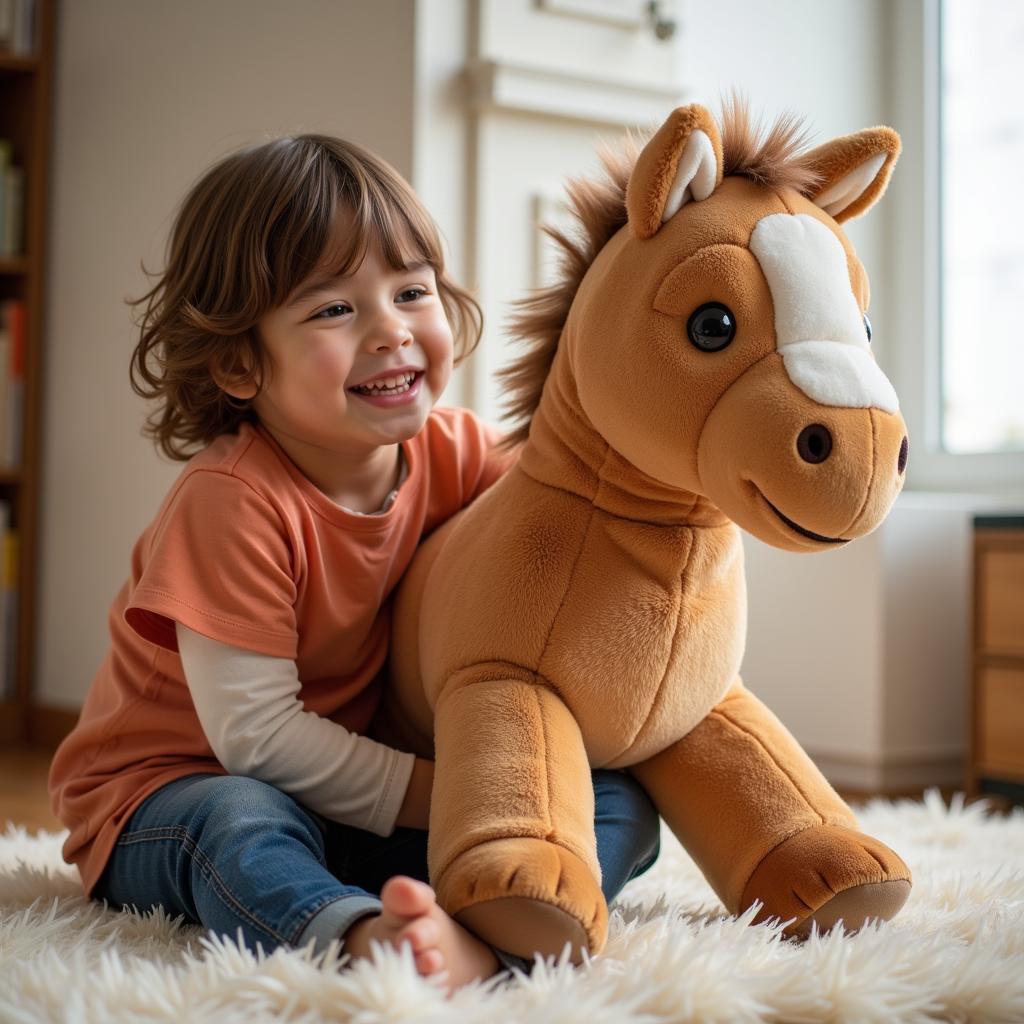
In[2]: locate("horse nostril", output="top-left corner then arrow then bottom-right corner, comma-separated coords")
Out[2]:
796,424 -> 833,464
898,436 -> 909,475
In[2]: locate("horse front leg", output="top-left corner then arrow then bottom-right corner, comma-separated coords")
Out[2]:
630,677 -> 911,936
428,668 -> 608,962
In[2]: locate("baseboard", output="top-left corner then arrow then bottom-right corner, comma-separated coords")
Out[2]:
808,748 -> 966,794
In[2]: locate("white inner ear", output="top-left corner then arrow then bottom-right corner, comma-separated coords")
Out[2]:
661,129 -> 717,223
815,152 -> 887,217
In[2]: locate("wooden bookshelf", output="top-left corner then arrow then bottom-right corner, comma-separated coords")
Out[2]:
0,0 -> 54,743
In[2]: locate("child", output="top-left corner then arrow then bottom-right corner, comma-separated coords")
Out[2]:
48,134 -> 660,993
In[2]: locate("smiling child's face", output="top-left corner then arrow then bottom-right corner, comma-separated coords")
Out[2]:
246,219 -> 455,460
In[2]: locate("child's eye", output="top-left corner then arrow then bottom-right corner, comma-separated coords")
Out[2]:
313,303 -> 352,319
397,287 -> 427,303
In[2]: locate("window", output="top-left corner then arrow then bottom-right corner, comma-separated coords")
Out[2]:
888,0 -> 1024,493
940,0 -> 1024,454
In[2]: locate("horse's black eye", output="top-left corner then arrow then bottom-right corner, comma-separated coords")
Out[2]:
863,312 -> 872,343
687,303 -> 736,352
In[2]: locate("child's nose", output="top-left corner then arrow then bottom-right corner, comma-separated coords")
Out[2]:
366,311 -> 413,352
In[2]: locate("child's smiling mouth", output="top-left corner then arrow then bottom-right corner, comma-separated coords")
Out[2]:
348,371 -> 424,406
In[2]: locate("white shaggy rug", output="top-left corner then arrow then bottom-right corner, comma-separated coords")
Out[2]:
1,791 -> 1023,1023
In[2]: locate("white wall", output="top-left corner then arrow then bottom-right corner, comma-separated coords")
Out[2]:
37,0 -> 416,709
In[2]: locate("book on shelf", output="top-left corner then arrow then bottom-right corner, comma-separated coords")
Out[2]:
0,0 -> 37,57
0,299 -> 24,469
0,138 -> 25,259
0,498 -> 16,702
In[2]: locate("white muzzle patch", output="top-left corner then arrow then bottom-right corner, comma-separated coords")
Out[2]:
749,213 -> 899,414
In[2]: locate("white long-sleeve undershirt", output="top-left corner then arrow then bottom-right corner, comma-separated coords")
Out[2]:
175,621 -> 415,837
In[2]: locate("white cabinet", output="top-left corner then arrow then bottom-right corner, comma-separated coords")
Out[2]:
478,0 -> 680,90
456,0 -> 685,419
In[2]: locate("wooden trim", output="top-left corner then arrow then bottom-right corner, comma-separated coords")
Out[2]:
976,761 -> 1024,784
0,697 -> 23,741
974,519 -> 1024,533
967,530 -> 981,795
0,54 -> 39,75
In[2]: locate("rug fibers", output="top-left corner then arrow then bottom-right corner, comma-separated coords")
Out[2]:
1,790 -> 1022,1023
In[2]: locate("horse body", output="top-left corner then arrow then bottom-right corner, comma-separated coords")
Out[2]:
386,103 -> 914,963
390,345 -> 747,767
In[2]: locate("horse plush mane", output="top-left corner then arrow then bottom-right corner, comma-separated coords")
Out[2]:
500,98 -> 825,449
383,100 -> 911,963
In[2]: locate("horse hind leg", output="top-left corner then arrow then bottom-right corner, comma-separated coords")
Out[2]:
629,677 -> 911,937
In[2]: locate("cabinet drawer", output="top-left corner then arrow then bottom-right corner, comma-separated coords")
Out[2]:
978,666 -> 1024,778
979,546 -> 1024,656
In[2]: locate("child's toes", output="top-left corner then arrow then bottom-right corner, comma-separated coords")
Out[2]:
399,916 -> 440,953
415,947 -> 445,976
381,876 -> 436,918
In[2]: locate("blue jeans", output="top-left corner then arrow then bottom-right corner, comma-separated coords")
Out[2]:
94,769 -> 660,973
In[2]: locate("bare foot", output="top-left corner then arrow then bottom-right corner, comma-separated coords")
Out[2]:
342,876 -> 500,993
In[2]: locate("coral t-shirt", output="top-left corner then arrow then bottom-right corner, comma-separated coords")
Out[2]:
48,407 -> 513,896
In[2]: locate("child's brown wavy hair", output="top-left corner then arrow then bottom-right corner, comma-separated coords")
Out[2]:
129,134 -> 482,461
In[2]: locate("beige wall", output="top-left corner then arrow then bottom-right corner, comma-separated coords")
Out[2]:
37,0 -> 416,708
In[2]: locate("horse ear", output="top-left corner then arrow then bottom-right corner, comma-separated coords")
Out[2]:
802,127 -> 901,222
626,104 -> 724,240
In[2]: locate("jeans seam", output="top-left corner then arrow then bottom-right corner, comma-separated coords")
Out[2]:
117,819 -> 305,946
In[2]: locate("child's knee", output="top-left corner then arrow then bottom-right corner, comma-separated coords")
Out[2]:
187,775 -> 325,850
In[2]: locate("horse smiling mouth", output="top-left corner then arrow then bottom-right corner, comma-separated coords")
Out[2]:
751,485 -> 850,545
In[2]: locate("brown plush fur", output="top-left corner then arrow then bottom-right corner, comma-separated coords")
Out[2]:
379,103 -> 911,963
499,97 -> 825,450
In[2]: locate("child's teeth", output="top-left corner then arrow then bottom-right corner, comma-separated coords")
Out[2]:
355,372 -> 416,395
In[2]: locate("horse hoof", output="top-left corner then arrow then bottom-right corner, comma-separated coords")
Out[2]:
433,836 -> 608,960
739,823 -> 912,937
791,878 -> 911,938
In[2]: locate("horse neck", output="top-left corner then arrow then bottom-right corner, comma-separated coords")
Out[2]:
516,343 -> 729,529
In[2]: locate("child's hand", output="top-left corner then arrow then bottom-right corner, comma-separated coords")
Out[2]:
395,757 -> 434,830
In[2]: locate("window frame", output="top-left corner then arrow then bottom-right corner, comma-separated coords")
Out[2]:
888,0 -> 1024,494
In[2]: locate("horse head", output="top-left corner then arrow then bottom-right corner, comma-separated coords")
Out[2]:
553,102 -> 906,551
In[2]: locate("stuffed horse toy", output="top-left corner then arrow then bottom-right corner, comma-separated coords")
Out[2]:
381,99 -> 912,962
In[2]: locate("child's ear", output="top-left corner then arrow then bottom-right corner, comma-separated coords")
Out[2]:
210,346 -> 261,401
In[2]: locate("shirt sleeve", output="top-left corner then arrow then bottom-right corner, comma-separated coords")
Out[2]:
125,470 -> 299,659
175,622 -> 416,836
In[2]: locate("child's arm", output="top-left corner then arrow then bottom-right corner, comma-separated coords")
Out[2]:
176,622 -> 433,832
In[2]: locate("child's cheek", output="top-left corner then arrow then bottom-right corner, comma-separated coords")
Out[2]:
303,342 -> 350,387
424,320 -> 455,397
